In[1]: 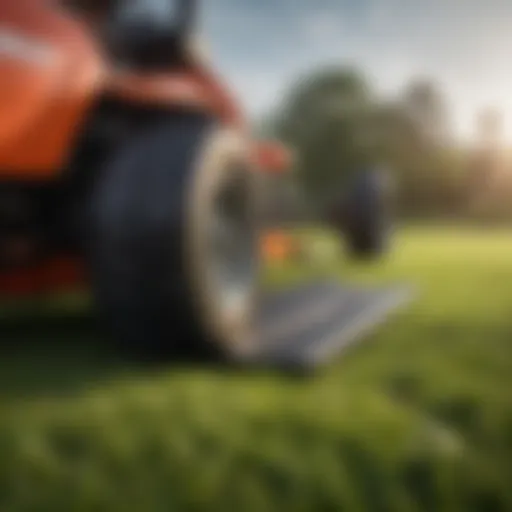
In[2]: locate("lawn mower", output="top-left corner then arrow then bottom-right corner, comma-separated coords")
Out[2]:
0,0 -> 411,367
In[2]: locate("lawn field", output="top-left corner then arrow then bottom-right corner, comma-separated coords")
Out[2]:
1,226 -> 512,511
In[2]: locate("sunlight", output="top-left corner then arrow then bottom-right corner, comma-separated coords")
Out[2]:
457,104 -> 512,147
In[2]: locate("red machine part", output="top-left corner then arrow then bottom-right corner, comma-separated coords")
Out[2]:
253,142 -> 293,174
0,257 -> 86,297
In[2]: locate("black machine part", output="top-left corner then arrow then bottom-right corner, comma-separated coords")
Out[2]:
331,166 -> 394,258
106,0 -> 198,68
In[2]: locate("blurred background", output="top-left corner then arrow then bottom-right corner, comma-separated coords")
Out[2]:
204,0 -> 512,226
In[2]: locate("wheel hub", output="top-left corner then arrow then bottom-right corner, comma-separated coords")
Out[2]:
207,168 -> 257,323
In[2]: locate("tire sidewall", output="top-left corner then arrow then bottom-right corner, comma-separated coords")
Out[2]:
184,128 -> 261,358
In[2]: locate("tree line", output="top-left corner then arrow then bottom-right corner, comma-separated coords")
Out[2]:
256,66 -> 512,223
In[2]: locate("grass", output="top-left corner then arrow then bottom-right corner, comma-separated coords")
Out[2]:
1,225 -> 512,511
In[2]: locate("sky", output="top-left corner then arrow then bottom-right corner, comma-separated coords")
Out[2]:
201,0 -> 512,142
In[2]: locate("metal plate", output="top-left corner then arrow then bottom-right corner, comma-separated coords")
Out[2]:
244,280 -> 415,369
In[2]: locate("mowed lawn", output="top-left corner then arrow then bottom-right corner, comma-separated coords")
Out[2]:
1,226 -> 512,511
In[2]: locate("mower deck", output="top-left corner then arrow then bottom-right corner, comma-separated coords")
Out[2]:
244,280 -> 415,369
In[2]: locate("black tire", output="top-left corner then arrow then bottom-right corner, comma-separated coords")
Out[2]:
86,116 -> 260,360
344,167 -> 391,259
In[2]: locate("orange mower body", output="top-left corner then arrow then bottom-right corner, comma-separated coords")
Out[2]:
0,0 -> 291,299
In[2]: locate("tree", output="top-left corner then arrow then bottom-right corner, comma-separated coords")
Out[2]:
273,67 -> 378,210
264,68 -> 460,219
402,79 -> 451,147
356,79 -> 457,217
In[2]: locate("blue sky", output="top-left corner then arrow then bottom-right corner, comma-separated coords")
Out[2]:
201,0 -> 512,141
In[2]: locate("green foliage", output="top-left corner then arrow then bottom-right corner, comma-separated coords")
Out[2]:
1,227 -> 512,510
261,65 -> 512,222
274,67 -> 379,208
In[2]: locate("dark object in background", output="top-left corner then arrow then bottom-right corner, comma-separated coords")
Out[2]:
331,166 -> 393,259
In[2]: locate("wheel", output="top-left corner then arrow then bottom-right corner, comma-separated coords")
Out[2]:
86,116 -> 260,360
344,167 -> 392,259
